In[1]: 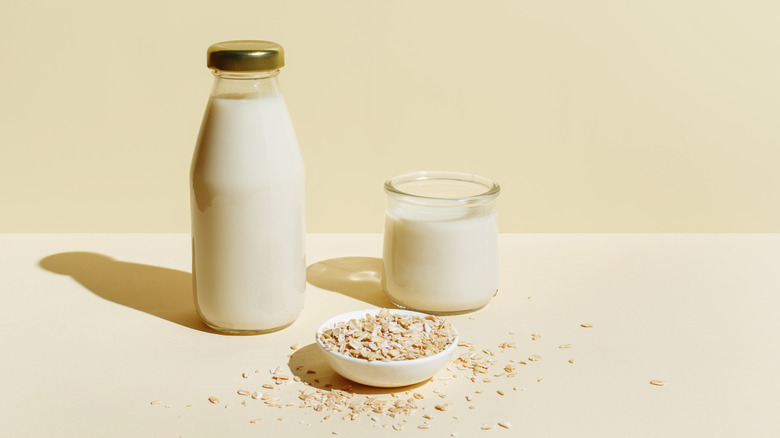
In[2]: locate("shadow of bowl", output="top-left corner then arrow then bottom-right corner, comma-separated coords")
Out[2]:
288,343 -> 428,395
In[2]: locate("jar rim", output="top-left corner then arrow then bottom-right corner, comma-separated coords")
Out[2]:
384,171 -> 500,204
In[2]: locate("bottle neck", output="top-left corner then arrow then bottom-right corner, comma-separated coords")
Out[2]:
210,70 -> 282,99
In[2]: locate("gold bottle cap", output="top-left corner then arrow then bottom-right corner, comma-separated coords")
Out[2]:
207,40 -> 285,72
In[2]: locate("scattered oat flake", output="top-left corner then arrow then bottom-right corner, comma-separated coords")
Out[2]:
528,355 -> 542,361
580,323 -> 593,328
498,421 -> 512,429
568,359 -> 575,364
242,372 -> 249,378
211,336 -> 560,425
531,333 -> 542,340
150,400 -> 161,405
481,423 -> 496,430
650,379 -> 665,386
250,418 -> 262,424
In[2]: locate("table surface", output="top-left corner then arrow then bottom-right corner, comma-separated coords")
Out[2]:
1,234 -> 778,437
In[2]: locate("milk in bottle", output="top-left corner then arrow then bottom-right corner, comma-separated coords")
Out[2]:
190,41 -> 305,333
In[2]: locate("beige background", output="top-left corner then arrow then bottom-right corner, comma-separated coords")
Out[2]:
1,0 -> 779,233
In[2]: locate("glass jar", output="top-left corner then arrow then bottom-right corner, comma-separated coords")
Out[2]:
190,41 -> 305,333
381,171 -> 500,314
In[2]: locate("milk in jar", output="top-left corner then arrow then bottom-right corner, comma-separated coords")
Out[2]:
381,171 -> 500,314
190,41 -> 305,333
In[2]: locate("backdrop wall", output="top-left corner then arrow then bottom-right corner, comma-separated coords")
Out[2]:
2,0 -> 778,232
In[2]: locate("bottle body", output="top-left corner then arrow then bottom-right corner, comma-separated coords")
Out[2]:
191,71 -> 305,333
381,171 -> 500,314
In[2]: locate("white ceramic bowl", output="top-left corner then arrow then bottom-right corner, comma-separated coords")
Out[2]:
315,309 -> 459,388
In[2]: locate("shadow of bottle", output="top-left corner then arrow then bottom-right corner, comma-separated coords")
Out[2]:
39,251 -> 216,333
306,256 -> 396,308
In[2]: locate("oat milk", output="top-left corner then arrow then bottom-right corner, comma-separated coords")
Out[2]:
381,172 -> 500,314
190,41 -> 304,333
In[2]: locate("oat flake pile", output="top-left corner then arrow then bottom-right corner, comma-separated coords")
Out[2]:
318,309 -> 456,361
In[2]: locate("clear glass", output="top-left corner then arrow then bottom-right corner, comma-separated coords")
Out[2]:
209,70 -> 282,96
381,171 -> 500,314
190,69 -> 305,334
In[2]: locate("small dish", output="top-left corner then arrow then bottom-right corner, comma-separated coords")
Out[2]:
315,309 -> 459,388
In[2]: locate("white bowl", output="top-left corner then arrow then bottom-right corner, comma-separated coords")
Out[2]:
315,309 -> 459,388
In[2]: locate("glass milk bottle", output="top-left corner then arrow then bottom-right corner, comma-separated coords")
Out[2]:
381,171 -> 500,314
190,41 -> 305,333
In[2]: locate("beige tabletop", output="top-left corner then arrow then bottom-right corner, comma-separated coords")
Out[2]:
1,234 -> 778,437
